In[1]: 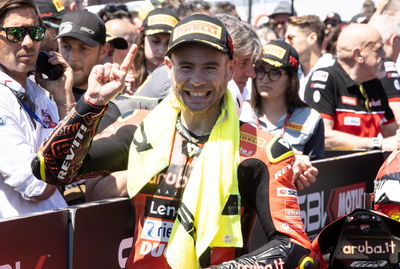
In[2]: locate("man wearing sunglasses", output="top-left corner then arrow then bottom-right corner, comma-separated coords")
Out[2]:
0,0 -> 75,218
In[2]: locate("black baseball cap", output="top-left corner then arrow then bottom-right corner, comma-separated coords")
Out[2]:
36,0 -> 66,19
141,8 -> 179,36
260,40 -> 299,70
166,14 -> 234,59
106,33 -> 128,50
57,10 -> 106,46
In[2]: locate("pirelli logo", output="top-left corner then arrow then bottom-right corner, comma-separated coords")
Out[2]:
172,20 -> 222,41
148,14 -> 178,28
286,122 -> 303,132
263,44 -> 286,59
240,131 -> 266,147
53,0 -> 65,12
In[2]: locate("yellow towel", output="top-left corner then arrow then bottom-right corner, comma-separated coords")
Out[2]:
127,91 -> 243,268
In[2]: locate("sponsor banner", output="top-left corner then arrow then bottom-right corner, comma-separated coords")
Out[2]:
0,210 -> 68,269
71,198 -> 134,269
250,151 -> 387,251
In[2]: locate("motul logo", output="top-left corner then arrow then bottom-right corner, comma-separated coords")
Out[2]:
327,182 -> 366,222
0,255 -> 47,269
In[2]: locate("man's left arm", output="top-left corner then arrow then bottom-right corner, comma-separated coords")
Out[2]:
211,138 -> 316,268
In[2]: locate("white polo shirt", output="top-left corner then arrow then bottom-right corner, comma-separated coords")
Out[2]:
0,71 -> 66,219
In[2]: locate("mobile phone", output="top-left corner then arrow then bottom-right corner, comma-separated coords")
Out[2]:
36,51 -> 64,80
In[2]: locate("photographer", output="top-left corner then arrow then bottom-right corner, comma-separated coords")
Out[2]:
0,0 -> 74,218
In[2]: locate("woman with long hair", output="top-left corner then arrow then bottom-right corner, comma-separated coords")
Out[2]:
133,8 -> 179,90
241,40 -> 325,160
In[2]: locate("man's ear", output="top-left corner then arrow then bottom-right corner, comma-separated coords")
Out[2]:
353,48 -> 364,63
99,43 -> 110,62
308,32 -> 318,45
164,56 -> 174,79
227,57 -> 237,81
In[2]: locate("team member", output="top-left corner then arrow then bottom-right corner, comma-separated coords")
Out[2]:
0,0 -> 74,218
285,15 -> 335,101
241,41 -> 324,160
304,23 -> 399,151
133,8 -> 179,91
36,0 -> 66,52
33,14 -> 316,268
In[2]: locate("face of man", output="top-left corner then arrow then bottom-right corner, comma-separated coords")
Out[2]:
0,7 -> 42,83
233,53 -> 255,92
285,25 -> 312,64
58,37 -> 104,89
41,19 -> 61,52
360,35 -> 385,80
166,44 -> 235,113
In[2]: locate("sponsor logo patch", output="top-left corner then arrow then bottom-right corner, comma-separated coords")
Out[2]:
148,14 -> 178,27
341,96 -> 357,106
344,116 -> 361,126
313,90 -> 321,103
145,197 -> 179,220
141,219 -> 174,242
52,0 -> 65,11
311,70 -> 329,82
263,44 -> 286,59
172,20 -> 222,41
395,79 -> 400,90
310,82 -> 326,89
277,187 -> 298,197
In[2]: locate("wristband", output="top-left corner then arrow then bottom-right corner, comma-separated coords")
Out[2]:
371,137 -> 382,149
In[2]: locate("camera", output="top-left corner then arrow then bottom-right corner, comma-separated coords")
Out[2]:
36,51 -> 64,80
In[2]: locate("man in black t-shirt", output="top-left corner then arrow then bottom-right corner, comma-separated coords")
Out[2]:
304,23 -> 399,151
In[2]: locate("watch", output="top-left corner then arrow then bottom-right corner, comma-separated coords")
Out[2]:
371,137 -> 382,149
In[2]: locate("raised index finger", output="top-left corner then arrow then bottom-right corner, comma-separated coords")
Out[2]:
120,44 -> 138,72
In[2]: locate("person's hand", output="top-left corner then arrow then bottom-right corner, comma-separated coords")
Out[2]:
85,44 -> 138,106
31,184 -> 58,201
35,51 -> 74,104
122,72 -> 136,95
381,134 -> 400,151
292,153 -> 318,190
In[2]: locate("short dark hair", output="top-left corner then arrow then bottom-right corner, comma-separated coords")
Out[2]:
288,15 -> 325,48
97,3 -> 132,23
0,0 -> 42,26
177,0 -> 211,19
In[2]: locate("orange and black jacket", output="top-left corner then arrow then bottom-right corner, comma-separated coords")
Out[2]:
32,98 -> 316,268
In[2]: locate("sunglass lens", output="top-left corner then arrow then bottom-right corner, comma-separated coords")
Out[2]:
7,27 -> 25,42
30,27 -> 45,41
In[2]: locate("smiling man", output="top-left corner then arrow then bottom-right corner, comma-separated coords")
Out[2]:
33,14 -> 317,268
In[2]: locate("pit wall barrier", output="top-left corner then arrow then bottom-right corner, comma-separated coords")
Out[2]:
0,150 -> 389,268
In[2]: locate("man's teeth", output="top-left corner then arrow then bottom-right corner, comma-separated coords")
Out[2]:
189,91 -> 207,97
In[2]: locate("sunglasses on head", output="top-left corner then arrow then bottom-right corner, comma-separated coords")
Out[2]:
0,26 -> 46,43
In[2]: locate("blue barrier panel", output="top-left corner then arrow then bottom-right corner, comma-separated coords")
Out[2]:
0,210 -> 68,269
250,150 -> 387,251
69,197 -> 134,269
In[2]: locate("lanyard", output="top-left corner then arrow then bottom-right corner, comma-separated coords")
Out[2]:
358,84 -> 370,112
256,111 -> 292,137
2,82 -> 49,128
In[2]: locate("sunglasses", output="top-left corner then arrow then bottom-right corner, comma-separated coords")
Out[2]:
255,67 -> 285,81
0,26 -> 46,43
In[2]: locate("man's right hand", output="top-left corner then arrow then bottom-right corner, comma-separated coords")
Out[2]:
84,45 -> 138,106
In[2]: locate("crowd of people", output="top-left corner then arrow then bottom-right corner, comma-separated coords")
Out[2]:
1,0 -> 400,267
